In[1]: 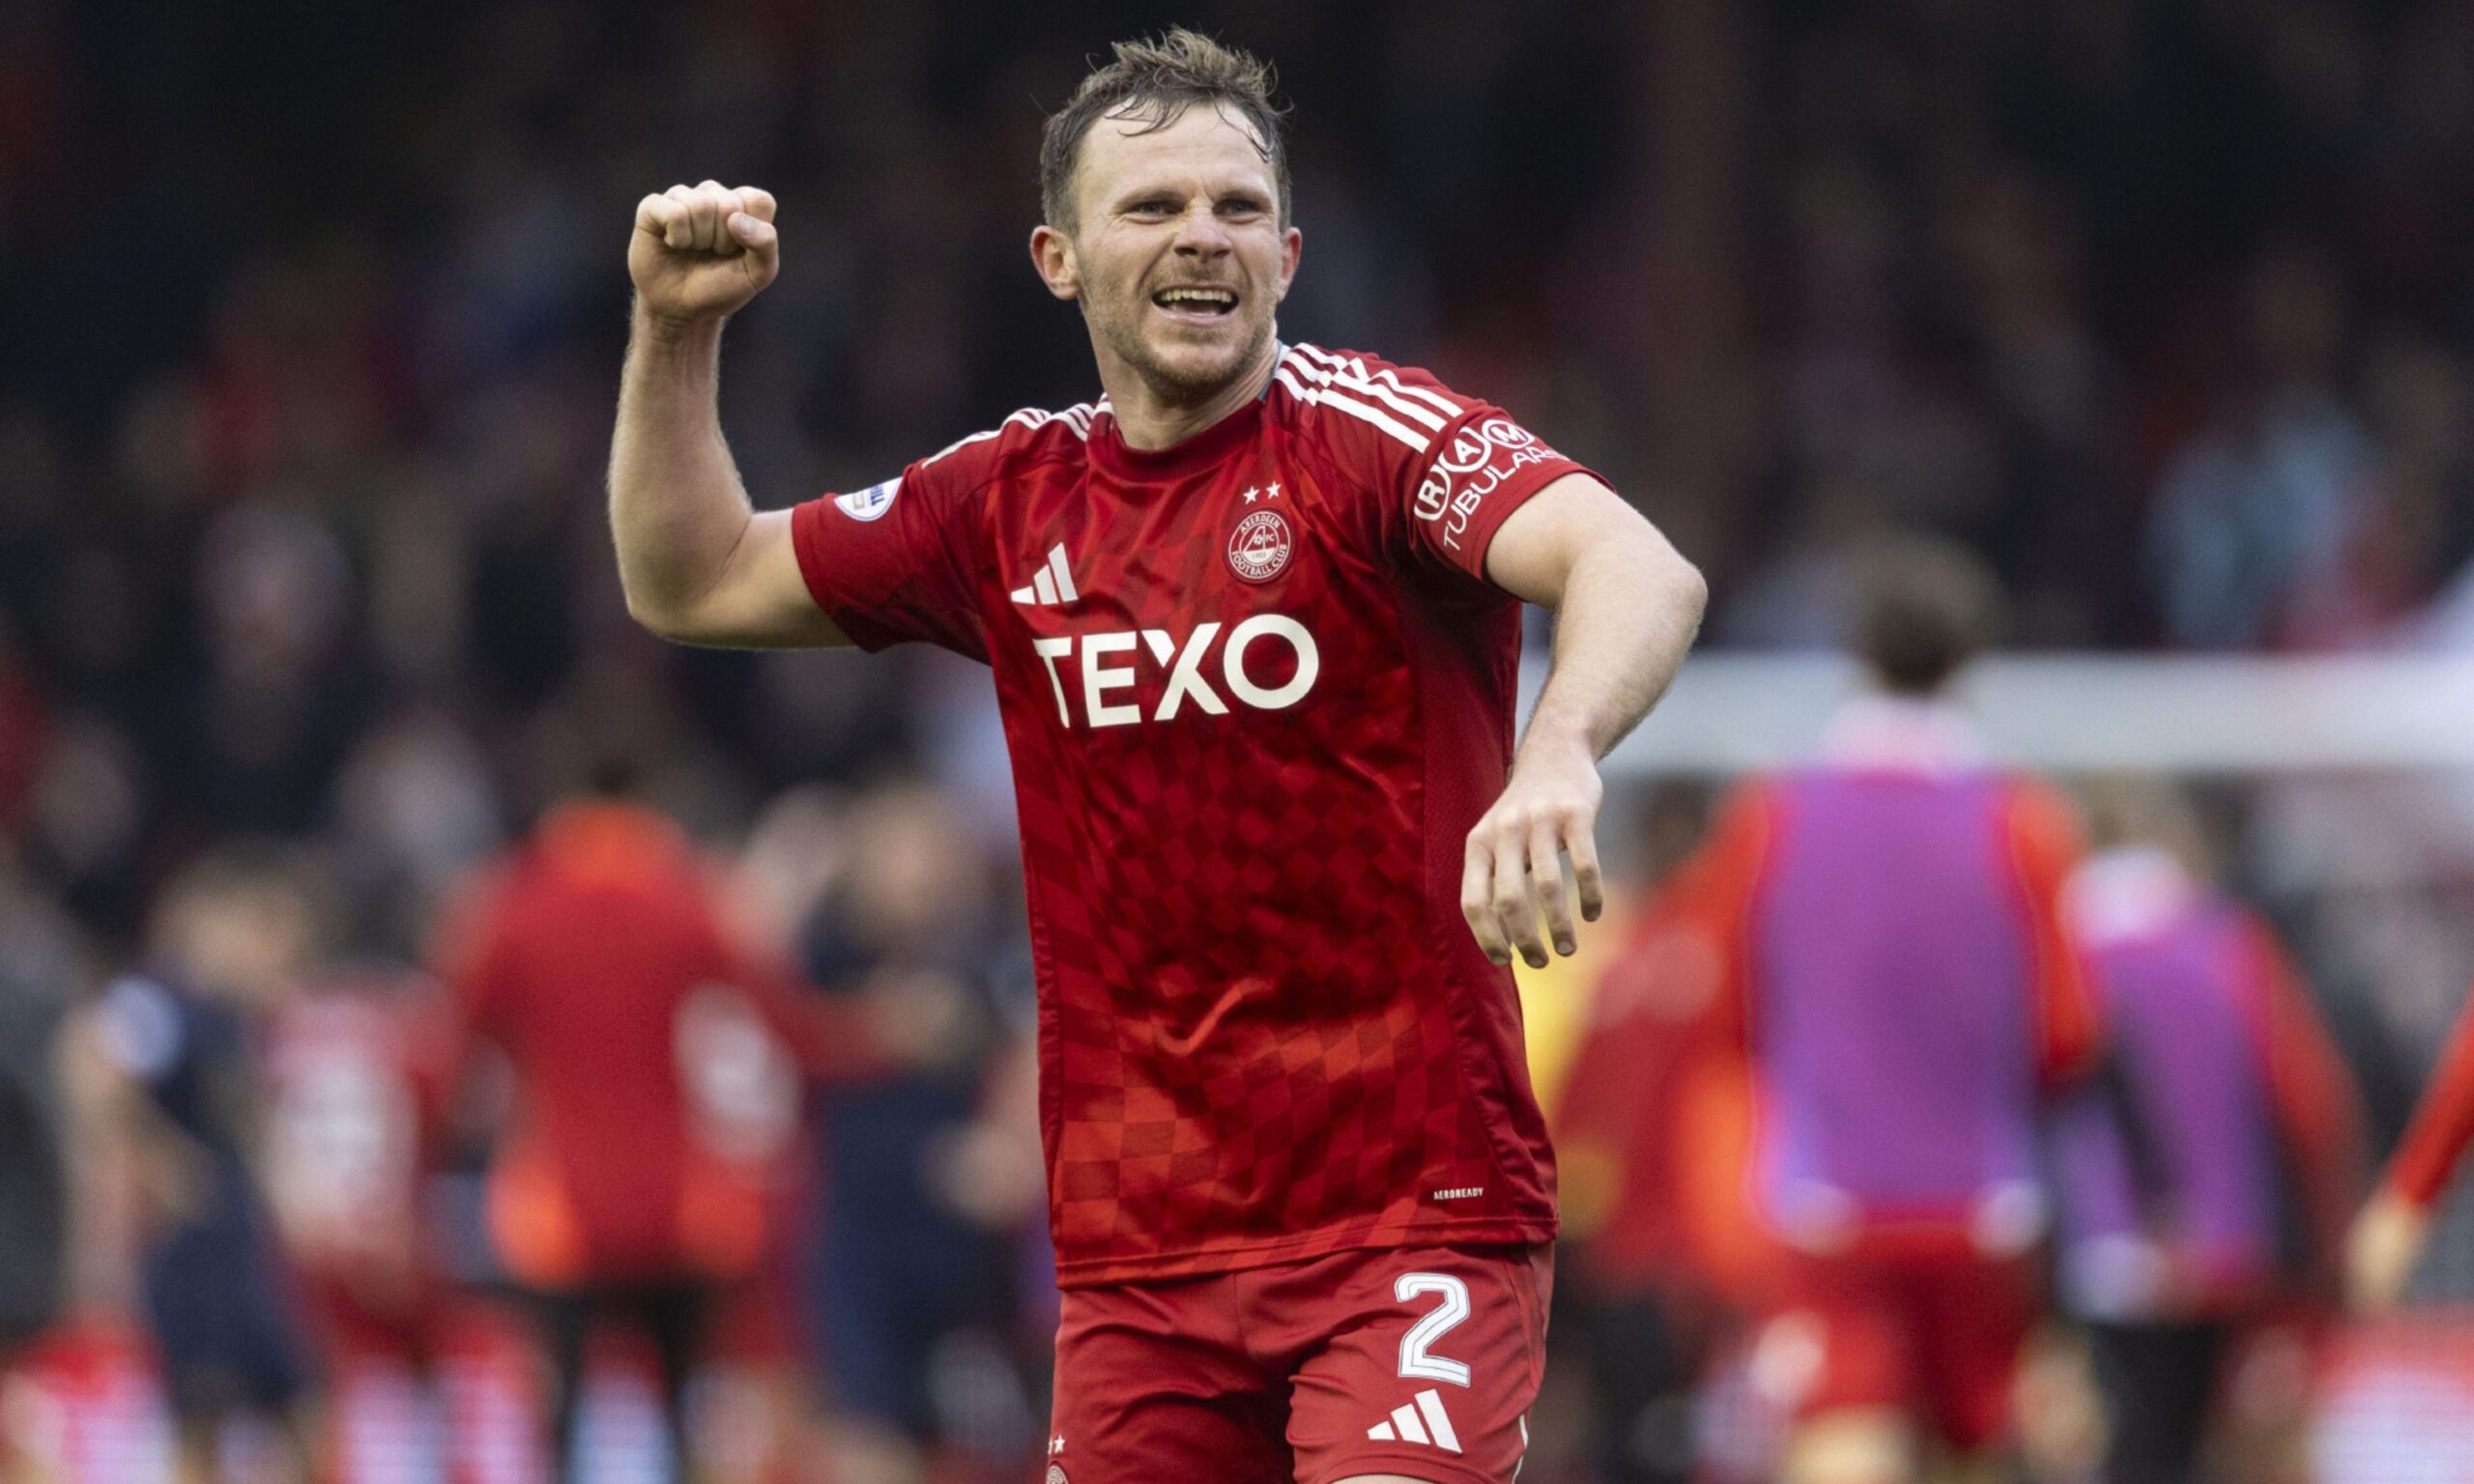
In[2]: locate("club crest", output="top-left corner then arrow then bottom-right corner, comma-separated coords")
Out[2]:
1227,508 -> 1293,583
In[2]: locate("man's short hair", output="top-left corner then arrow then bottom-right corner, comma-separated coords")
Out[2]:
1040,28 -> 1291,232
1847,533 -> 2006,696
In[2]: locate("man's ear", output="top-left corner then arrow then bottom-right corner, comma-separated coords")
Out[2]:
1275,224 -> 1302,303
1030,224 -> 1080,302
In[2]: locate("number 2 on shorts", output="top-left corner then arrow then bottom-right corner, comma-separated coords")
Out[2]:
1395,1272 -> 1472,1387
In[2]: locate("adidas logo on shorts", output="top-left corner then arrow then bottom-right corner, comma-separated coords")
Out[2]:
1366,1388 -> 1461,1453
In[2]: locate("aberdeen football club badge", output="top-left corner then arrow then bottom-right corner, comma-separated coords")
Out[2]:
1227,508 -> 1293,583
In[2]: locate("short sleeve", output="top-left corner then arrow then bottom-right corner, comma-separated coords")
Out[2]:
790,453 -> 990,662
1404,402 -> 1602,584
1279,347 -> 1604,591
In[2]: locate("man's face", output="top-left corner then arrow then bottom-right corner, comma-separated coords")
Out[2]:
1041,102 -> 1301,401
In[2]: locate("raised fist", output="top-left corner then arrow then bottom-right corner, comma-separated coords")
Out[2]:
630,180 -> 779,324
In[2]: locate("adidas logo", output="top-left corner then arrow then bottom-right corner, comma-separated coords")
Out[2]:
1366,1388 -> 1461,1454
1011,544 -> 1079,607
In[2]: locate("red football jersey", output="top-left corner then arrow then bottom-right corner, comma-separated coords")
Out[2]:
437,803 -> 807,1286
791,343 -> 1595,1284
263,975 -> 451,1283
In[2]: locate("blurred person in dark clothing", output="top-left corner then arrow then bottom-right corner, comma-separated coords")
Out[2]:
792,781 -> 1043,1484
0,848 -> 83,1483
2050,779 -> 2364,1484
0,852 -> 77,1345
432,761 -> 891,1484
93,844 -> 323,1484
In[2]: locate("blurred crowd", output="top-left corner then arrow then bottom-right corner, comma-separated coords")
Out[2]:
4,0 -> 2474,1480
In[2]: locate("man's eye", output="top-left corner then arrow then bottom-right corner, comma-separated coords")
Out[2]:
1220,200 -> 1266,217
1131,201 -> 1174,215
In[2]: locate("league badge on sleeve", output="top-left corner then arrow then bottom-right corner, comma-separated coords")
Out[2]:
1228,508 -> 1293,583
835,475 -> 903,522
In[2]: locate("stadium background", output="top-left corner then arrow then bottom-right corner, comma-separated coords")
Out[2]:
4,0 -> 2474,1479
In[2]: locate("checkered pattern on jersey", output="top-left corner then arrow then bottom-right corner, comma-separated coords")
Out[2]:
981,396 -> 1545,1282
1024,671 -> 1498,1259
791,349 -> 1586,1283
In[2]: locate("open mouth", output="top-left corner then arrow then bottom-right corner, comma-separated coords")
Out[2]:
1151,285 -> 1239,319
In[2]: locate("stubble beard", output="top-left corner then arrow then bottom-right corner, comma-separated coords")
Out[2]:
1091,293 -> 1276,410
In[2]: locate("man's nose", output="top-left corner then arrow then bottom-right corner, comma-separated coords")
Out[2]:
1172,205 -> 1230,256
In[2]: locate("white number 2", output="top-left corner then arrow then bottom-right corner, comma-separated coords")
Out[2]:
1395,1273 -> 1473,1387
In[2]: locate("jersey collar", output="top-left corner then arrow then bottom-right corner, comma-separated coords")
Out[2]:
1087,351 -> 1280,484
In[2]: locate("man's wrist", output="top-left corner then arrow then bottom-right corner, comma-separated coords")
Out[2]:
632,301 -> 725,356
1516,709 -> 1600,764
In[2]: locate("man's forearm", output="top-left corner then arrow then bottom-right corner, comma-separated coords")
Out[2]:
1522,538 -> 1705,761
608,307 -> 756,631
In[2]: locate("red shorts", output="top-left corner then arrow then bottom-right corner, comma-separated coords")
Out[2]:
1755,1240 -> 2037,1451
1049,1243 -> 1551,1484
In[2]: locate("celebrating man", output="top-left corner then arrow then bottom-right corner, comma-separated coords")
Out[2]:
608,30 -> 1704,1484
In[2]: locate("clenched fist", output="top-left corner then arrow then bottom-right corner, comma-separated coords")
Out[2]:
630,180 -> 779,324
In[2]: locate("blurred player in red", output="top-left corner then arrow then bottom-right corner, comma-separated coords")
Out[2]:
258,963 -> 461,1480
1553,785 -> 1790,1484
2051,779 -> 2362,1484
2350,972 -> 2474,1310
435,763 -> 887,1484
259,962 -> 567,1484
603,28 -> 1706,1484
1662,538 -> 2098,1484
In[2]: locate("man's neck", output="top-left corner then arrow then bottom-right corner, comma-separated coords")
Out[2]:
1099,338 -> 1280,451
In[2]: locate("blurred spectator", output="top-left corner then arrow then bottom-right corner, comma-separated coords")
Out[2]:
788,782 -> 1043,1484
2143,243 -> 2386,650
0,843 -> 84,1484
0,847 -> 78,1349
258,963 -> 463,1478
1553,783 -> 1783,1484
1659,536 -> 2099,1484
432,767 -> 847,1484
2052,777 -> 2365,1484
93,845 -> 324,1484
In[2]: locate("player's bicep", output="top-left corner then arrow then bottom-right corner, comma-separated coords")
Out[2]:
1481,474 -> 1685,609
664,508 -> 851,648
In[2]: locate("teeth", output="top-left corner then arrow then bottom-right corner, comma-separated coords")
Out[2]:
1158,288 -> 1235,305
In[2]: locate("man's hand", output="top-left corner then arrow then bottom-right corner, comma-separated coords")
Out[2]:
2347,1187 -> 2432,1312
1465,474 -> 1703,972
630,180 -> 780,325
1461,733 -> 1604,969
